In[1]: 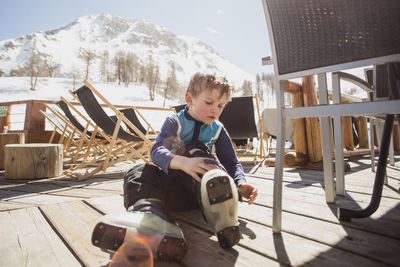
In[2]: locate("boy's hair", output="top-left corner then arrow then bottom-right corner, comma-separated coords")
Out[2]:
187,73 -> 232,101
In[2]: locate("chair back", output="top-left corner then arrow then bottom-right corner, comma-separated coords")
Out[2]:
173,104 -> 186,113
119,108 -> 147,135
219,96 -> 258,139
56,100 -> 87,133
73,86 -> 141,142
263,0 -> 400,77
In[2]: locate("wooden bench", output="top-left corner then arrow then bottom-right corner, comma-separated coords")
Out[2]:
4,144 -> 63,179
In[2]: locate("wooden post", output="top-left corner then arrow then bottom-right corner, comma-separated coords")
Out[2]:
284,81 -> 307,164
302,76 -> 322,162
342,116 -> 355,151
5,144 -> 63,179
0,133 -> 25,169
25,101 -> 47,143
355,116 -> 369,149
393,125 -> 400,153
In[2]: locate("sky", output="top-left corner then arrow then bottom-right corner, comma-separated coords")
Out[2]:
0,0 -> 273,76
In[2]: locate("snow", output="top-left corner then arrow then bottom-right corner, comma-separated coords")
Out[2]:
0,14 -> 255,86
0,77 -> 178,131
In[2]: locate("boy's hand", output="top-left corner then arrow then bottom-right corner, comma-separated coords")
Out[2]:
169,155 -> 217,182
238,183 -> 258,204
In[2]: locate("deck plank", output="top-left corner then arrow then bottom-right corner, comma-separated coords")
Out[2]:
238,202 -> 400,266
0,207 -> 80,267
87,195 -> 280,267
39,201 -> 111,267
252,166 -> 400,200
0,189 -> 83,205
173,210 -> 388,267
245,176 -> 400,239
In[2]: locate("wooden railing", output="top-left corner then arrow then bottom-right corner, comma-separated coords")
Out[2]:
0,99 -> 175,144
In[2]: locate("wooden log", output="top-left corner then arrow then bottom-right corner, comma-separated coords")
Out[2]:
4,144 -> 63,179
393,125 -> 399,153
0,133 -> 25,169
342,116 -> 355,151
266,154 -> 350,172
302,76 -> 322,162
355,116 -> 369,149
285,81 -> 308,163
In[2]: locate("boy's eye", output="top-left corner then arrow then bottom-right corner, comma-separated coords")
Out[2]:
205,101 -> 212,105
218,104 -> 225,109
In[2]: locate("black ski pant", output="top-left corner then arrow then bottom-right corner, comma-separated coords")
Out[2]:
123,163 -> 201,213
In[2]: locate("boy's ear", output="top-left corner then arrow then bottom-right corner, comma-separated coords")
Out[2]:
185,92 -> 193,106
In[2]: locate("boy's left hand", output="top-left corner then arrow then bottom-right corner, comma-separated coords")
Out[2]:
238,183 -> 258,204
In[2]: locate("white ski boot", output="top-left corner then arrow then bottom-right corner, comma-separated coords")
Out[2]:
91,200 -> 188,262
200,168 -> 240,248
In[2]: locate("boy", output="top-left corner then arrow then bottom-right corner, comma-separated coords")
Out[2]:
92,73 -> 258,262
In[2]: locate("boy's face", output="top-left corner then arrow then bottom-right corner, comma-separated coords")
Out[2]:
186,89 -> 228,125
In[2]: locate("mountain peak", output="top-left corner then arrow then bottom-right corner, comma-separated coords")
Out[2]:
0,14 -> 254,85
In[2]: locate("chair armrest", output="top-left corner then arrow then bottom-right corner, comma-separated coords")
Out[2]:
333,71 -> 373,93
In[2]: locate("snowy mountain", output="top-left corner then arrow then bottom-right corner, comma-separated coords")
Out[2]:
0,14 -> 254,87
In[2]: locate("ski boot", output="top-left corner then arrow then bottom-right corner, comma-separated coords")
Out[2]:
109,238 -> 153,267
200,168 -> 240,249
91,199 -> 188,262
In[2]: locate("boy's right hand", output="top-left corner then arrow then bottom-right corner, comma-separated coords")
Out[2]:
169,155 -> 218,182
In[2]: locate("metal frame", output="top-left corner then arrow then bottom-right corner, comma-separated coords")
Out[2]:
262,0 -> 400,232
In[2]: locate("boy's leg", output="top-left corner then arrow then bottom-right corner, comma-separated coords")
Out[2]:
200,168 -> 240,249
92,163 -> 188,262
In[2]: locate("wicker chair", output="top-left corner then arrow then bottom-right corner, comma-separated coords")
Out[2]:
262,0 -> 400,231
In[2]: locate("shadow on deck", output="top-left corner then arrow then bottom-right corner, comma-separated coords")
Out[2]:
0,155 -> 399,266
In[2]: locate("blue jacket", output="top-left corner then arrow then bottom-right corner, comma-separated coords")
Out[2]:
151,108 -> 246,185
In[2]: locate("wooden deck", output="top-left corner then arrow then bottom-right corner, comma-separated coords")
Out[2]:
0,155 -> 399,267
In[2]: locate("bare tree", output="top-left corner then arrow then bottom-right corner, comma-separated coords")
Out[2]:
145,55 -> 160,101
25,52 -> 42,91
99,50 -> 109,82
113,51 -> 125,85
125,52 -> 139,85
163,63 -> 178,106
70,66 -> 82,90
43,59 -> 60,77
79,48 -> 96,80
241,80 -> 253,96
255,73 -> 264,102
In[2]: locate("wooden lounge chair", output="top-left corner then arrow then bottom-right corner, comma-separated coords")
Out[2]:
67,80 -> 153,179
218,95 -> 265,164
55,98 -> 110,163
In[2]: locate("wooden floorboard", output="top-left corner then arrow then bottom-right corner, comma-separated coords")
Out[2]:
39,201 -> 111,267
0,155 -> 398,266
88,195 -> 280,267
0,207 -> 80,266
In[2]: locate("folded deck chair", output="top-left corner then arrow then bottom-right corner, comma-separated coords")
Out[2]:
173,104 -> 186,113
110,108 -> 157,139
57,99 -> 104,140
40,105 -> 78,154
218,95 -> 264,163
56,98 -> 112,163
68,80 -> 153,179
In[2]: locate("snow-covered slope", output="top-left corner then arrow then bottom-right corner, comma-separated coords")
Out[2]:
0,14 -> 254,86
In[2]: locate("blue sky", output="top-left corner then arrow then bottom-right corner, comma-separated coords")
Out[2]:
0,0 -> 273,75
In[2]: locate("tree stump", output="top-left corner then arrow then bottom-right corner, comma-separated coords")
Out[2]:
5,144 -> 63,179
0,133 -> 25,169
